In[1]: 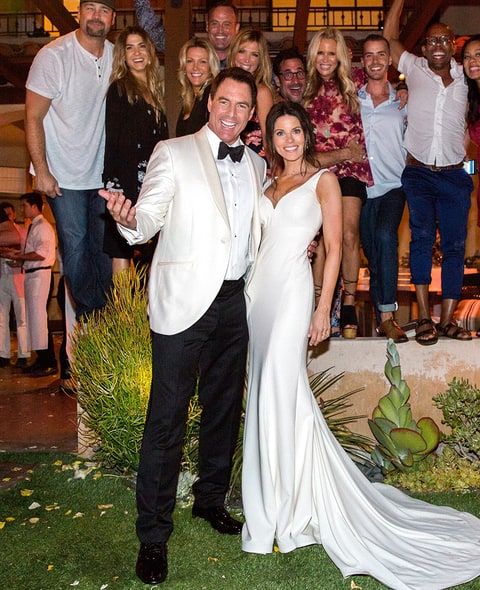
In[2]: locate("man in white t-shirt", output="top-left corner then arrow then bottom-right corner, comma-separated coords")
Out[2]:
383,0 -> 473,345
25,1 -> 115,319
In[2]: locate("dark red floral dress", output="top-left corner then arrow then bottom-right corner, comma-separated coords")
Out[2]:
306,78 -> 373,186
241,111 -> 267,161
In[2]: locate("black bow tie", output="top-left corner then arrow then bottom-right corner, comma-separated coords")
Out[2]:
217,141 -> 245,163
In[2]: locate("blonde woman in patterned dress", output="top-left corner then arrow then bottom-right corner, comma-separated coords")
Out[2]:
304,28 -> 373,338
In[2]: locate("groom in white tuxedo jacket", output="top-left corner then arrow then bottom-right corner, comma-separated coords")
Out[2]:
100,68 -> 266,585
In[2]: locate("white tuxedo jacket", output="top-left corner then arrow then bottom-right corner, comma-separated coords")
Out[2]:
120,126 -> 266,335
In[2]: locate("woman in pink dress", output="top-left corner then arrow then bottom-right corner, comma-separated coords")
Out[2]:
304,28 -> 373,339
462,34 -> 480,337
462,35 -> 480,226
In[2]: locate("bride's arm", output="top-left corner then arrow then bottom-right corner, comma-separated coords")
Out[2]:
308,171 -> 342,346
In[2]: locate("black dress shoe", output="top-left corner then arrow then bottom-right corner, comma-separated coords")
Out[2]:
192,505 -> 242,535
29,364 -> 58,378
135,542 -> 168,585
15,358 -> 30,369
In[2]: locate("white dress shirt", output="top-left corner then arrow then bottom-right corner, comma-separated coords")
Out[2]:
23,214 -> 56,271
398,51 -> 467,166
359,83 -> 407,199
205,125 -> 254,280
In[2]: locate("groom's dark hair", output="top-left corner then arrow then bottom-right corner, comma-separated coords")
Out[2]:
209,67 -> 257,108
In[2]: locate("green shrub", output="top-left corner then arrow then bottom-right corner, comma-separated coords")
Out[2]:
433,377 -> 480,462
385,446 -> 480,493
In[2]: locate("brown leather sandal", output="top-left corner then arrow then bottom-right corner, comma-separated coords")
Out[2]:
415,318 -> 438,346
436,321 -> 472,341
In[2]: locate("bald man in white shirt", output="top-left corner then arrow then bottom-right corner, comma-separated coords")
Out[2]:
384,0 -> 473,345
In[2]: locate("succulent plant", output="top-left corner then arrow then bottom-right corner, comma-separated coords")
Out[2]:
368,340 -> 441,474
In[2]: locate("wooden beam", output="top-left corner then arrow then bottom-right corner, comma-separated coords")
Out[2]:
293,0 -> 311,55
0,107 -> 25,128
399,0 -> 444,51
33,0 -> 78,36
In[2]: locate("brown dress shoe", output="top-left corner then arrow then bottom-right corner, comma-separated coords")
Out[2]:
377,319 -> 408,343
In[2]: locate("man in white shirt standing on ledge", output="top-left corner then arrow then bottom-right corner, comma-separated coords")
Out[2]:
25,1 -> 115,319
358,34 -> 408,344
1,193 -> 57,377
384,0 -> 473,345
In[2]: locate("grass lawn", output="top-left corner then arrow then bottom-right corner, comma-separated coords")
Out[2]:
1,452 -> 480,590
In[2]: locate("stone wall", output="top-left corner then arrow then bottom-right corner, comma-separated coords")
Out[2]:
308,338 -> 480,438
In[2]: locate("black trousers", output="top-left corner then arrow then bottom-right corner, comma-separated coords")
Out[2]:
136,279 -> 248,543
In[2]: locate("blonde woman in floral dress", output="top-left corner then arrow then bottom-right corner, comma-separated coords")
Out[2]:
305,28 -> 373,338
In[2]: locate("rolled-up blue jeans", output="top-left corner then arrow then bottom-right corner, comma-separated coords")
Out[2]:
48,188 -> 112,318
401,166 -> 473,301
360,188 -> 405,325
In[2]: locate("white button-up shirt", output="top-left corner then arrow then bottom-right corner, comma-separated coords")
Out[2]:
23,214 -> 56,271
398,51 -> 467,167
205,125 -> 254,280
359,83 -> 407,199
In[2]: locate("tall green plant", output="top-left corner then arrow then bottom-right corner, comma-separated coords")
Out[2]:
73,268 -> 152,469
369,340 -> 440,474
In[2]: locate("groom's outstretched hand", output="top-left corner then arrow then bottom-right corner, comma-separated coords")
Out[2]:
99,189 -> 137,230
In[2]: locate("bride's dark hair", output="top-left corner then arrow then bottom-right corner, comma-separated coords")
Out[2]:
265,101 -> 319,176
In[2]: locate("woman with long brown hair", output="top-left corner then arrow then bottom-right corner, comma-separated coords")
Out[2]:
103,25 -> 168,274
462,34 -> 480,338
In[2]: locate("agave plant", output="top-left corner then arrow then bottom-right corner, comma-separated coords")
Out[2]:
369,340 -> 441,474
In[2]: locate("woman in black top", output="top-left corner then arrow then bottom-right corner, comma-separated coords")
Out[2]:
103,26 -> 168,274
176,37 -> 219,137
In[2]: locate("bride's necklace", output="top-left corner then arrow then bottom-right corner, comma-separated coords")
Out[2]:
274,169 -> 305,179
271,169 -> 310,204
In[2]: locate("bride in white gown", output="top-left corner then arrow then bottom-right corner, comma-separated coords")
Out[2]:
241,101 -> 480,590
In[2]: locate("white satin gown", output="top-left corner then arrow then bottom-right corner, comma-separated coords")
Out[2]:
242,169 -> 480,590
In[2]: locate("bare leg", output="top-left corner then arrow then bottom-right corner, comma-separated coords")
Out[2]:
437,298 -> 471,340
415,284 -> 431,320
440,298 -> 457,325
112,257 -> 131,275
342,196 -> 362,306
414,284 -> 438,345
380,311 -> 394,322
340,196 -> 362,337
